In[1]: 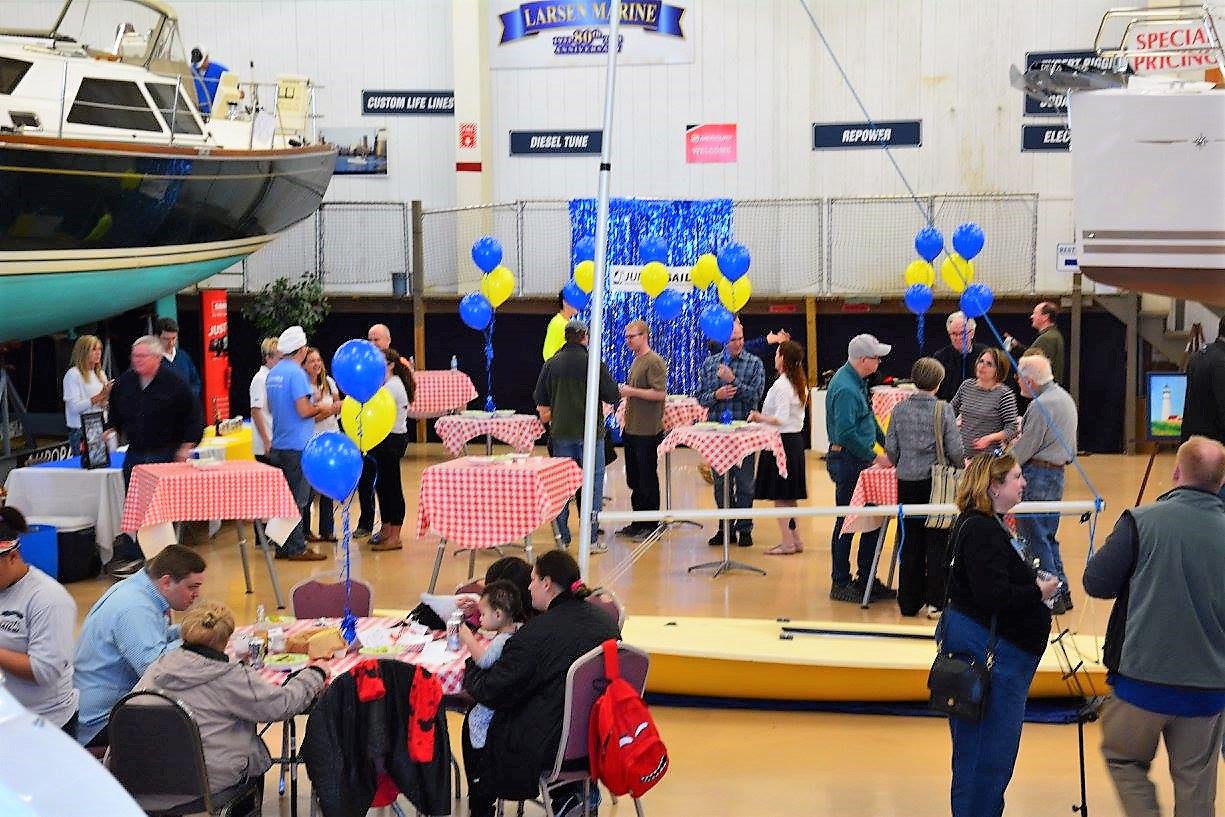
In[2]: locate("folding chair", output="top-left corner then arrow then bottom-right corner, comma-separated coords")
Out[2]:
587,589 -> 626,629
290,572 -> 374,618
107,690 -> 260,817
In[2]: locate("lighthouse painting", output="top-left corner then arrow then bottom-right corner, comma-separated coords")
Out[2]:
1148,372 -> 1186,440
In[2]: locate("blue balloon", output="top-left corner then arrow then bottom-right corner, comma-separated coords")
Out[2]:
471,236 -> 503,273
331,339 -> 385,404
960,282 -> 994,318
653,289 -> 683,321
700,303 -> 735,344
716,242 -> 751,283
574,236 -> 596,263
952,223 -> 985,261
302,431 -> 364,501
562,279 -> 590,311
459,291 -> 494,331
640,235 -> 669,265
903,283 -> 933,315
914,226 -> 944,262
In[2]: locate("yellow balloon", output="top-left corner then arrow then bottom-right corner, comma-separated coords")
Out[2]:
691,253 -> 719,289
480,265 -> 515,308
940,255 -> 974,292
904,259 -> 935,287
717,275 -> 752,312
339,388 -> 394,453
640,261 -> 669,298
573,260 -> 595,293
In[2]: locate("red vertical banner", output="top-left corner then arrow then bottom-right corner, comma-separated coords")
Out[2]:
200,290 -> 231,423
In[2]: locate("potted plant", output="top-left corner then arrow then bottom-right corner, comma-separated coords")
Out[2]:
241,274 -> 330,338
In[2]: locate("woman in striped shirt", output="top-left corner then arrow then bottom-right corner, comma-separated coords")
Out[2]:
950,347 -> 1019,455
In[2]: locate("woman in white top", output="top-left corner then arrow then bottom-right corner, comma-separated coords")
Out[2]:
304,347 -> 341,542
62,334 -> 112,455
748,340 -> 809,555
369,348 -> 415,551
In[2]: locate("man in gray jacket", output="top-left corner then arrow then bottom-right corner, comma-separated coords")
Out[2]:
1083,435 -> 1225,817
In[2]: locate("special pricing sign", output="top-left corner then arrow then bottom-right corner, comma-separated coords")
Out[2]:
200,290 -> 230,423
685,123 -> 737,164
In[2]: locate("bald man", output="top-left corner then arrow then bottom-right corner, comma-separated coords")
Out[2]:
368,323 -> 391,351
1084,435 -> 1225,817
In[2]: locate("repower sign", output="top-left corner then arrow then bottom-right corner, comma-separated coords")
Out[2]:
812,120 -> 921,150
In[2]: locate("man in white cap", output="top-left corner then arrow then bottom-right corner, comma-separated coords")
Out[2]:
826,333 -> 895,603
264,326 -> 329,560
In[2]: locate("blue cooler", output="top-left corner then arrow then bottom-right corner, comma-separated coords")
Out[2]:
23,516 -> 100,582
19,524 -> 58,579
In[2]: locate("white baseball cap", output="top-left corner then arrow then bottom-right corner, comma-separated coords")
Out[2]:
847,333 -> 891,359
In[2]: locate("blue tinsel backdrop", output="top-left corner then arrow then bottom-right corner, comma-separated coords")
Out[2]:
568,197 -> 734,396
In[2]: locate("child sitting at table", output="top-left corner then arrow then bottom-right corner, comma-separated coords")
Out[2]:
457,580 -> 523,750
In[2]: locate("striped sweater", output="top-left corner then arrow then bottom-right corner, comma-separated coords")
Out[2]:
950,379 -> 1019,455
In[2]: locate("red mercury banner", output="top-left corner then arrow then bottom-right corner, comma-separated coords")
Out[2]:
200,290 -> 231,424
685,122 -> 737,164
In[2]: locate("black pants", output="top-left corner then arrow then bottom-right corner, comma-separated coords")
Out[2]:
462,716 -> 496,817
62,710 -> 79,739
113,446 -> 177,562
357,453 -> 378,530
896,477 -> 951,616
623,432 -> 663,526
370,432 -> 409,525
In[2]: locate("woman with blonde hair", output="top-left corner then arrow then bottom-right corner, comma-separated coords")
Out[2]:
942,453 -> 1060,816
63,334 -> 112,454
135,601 -> 325,797
304,347 -> 341,543
950,347 -> 1018,456
749,340 -> 809,555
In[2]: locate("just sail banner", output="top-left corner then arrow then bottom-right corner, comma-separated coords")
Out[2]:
489,0 -> 694,69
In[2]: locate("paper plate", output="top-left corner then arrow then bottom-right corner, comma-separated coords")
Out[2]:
264,653 -> 309,671
358,645 -> 403,657
694,421 -> 720,430
666,394 -> 690,402
396,632 -> 432,651
494,409 -> 516,417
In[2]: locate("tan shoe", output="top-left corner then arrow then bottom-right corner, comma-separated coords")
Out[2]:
279,549 -> 327,561
371,524 -> 402,551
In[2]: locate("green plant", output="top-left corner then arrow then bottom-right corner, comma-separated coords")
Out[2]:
241,274 -> 330,338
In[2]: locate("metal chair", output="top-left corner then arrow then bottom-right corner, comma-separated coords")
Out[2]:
107,689 -> 261,817
587,589 -> 626,629
290,572 -> 374,618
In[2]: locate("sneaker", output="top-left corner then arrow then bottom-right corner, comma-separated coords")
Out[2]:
551,791 -> 585,817
867,578 -> 897,600
276,549 -> 327,561
708,530 -> 735,547
1050,591 -> 1072,616
615,524 -> 643,538
588,541 -> 608,555
926,605 -> 944,619
370,539 -> 402,552
830,581 -> 863,603
352,527 -> 372,540
737,531 -> 754,548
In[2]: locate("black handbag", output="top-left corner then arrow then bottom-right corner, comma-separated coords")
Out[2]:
927,517 -> 997,721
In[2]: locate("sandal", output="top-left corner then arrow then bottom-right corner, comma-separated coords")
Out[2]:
764,543 -> 800,556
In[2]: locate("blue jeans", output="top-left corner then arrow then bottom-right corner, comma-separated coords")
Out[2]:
944,608 -> 1042,817
267,448 -> 310,555
551,438 -> 605,545
712,457 -> 756,535
826,451 -> 876,585
1016,464 -> 1066,584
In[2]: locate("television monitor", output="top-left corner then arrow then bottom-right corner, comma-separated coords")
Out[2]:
1147,372 -> 1186,441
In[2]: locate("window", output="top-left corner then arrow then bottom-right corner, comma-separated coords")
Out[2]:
0,57 -> 32,95
146,83 -> 202,135
67,78 -> 162,132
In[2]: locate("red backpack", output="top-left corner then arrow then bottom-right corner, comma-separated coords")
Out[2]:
587,639 -> 669,798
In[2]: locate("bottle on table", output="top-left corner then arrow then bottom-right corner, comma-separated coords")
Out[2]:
450,355 -> 458,370
446,611 -> 463,652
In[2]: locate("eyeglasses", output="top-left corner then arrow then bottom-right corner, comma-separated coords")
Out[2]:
624,332 -> 643,339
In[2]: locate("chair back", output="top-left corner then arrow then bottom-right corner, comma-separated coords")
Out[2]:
275,74 -> 310,139
588,589 -> 626,629
215,71 -> 242,108
546,642 -> 650,784
107,690 -> 214,813
453,578 -> 484,596
291,574 -> 373,619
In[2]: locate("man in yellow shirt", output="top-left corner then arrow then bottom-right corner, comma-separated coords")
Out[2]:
542,289 -> 579,361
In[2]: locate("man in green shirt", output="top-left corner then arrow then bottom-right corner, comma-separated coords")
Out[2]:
617,320 -> 667,539
1005,301 -> 1065,385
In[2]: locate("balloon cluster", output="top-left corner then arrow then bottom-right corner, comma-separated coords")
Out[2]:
692,242 -> 752,344
903,222 -> 993,347
459,236 -> 513,331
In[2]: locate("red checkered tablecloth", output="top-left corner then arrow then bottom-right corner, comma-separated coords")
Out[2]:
407,370 -> 478,419
615,397 -> 708,433
841,466 -> 898,533
416,455 -> 582,549
658,424 -> 788,478
871,388 -> 914,424
434,414 -> 546,457
228,616 -> 468,695
121,461 -> 300,549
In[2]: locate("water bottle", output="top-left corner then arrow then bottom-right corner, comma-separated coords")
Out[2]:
255,604 -> 266,624
720,408 -> 733,425
450,355 -> 458,370
446,611 -> 463,652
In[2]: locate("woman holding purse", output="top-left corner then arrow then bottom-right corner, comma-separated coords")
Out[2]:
884,358 -> 964,616
943,452 -> 1060,817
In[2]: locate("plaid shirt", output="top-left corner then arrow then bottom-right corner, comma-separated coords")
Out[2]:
697,351 -> 765,421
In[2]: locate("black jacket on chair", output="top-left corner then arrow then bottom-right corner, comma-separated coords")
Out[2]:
1182,338 -> 1225,444
464,595 -> 620,800
301,661 -> 451,817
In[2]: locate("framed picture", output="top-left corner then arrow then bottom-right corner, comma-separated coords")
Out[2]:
1147,372 -> 1186,441
80,410 -> 110,469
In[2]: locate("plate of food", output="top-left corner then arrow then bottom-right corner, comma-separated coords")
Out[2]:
461,409 -> 492,418
358,645 -> 403,657
694,421 -> 720,430
666,394 -> 690,402
264,653 -> 309,671
494,409 -> 516,417
265,614 -> 295,625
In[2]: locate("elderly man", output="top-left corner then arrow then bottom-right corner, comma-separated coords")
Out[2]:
265,326 -> 331,561
534,319 -> 619,553
1084,436 -> 1225,817
74,544 -> 205,747
932,312 -> 988,402
1012,353 -> 1078,612
826,334 -> 894,602
617,320 -> 667,539
697,320 -> 765,548
1006,301 -> 1065,384
155,317 -> 202,398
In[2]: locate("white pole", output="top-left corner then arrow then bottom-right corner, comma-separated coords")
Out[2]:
578,1 -> 622,581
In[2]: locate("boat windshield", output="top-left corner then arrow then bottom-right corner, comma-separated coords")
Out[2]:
6,0 -> 190,68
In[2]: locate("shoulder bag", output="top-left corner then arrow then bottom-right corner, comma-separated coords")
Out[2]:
926,401 -> 964,530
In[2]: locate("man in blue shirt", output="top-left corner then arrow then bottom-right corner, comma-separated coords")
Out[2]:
697,320 -> 765,547
190,47 -> 229,118
265,326 -> 327,561
73,544 -> 205,747
826,334 -> 894,603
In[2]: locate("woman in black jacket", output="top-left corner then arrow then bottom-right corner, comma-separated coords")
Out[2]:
463,550 -> 620,817
943,452 -> 1060,817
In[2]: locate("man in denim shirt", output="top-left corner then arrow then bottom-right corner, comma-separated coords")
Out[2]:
697,320 -> 765,547
826,334 -> 894,602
